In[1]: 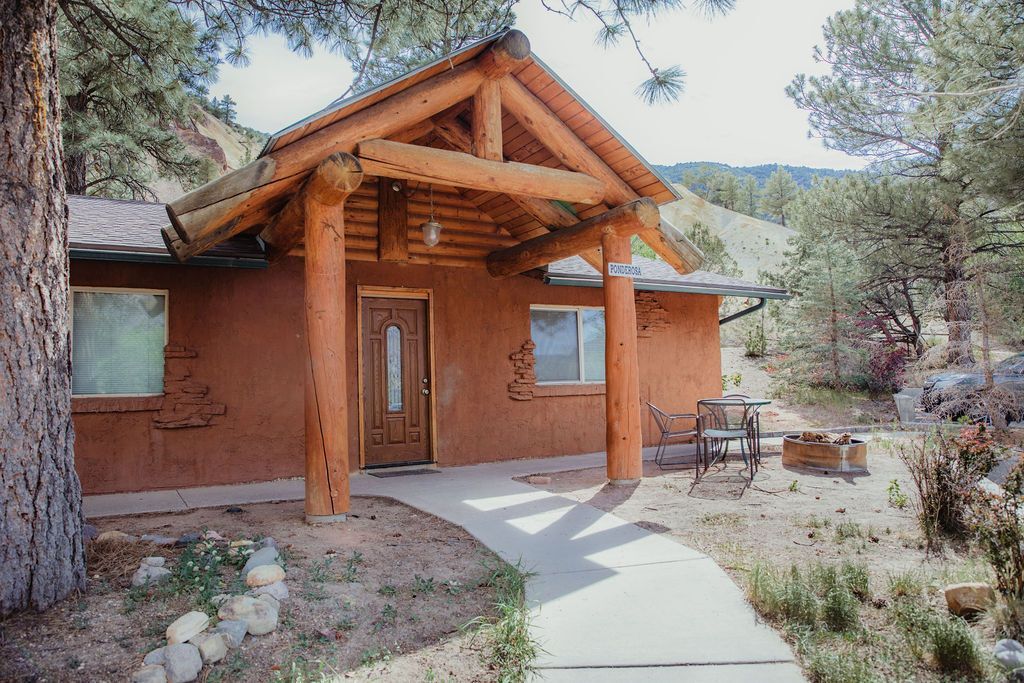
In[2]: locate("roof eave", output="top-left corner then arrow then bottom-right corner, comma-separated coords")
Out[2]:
543,272 -> 791,299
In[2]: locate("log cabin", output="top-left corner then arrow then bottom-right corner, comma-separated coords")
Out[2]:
67,30 -> 787,520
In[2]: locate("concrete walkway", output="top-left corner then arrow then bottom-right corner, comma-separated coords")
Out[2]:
85,447 -> 802,682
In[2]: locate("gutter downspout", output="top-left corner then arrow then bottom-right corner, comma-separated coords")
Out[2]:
719,297 -> 765,326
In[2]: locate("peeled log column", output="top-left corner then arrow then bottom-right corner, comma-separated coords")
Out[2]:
602,233 -> 642,484
304,153 -> 363,523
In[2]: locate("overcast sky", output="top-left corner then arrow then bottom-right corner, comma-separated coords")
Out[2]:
209,0 -> 864,170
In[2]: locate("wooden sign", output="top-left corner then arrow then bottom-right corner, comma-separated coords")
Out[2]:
607,262 -> 642,278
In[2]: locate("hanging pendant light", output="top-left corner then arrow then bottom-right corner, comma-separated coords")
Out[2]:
420,184 -> 443,248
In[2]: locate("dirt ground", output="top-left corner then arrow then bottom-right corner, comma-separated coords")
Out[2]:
721,346 -> 898,432
0,497 -> 503,682
519,436 -> 1000,681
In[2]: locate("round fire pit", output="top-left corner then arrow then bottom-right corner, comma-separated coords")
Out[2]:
782,435 -> 868,473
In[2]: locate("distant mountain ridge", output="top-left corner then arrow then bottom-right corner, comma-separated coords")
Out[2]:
654,161 -> 856,189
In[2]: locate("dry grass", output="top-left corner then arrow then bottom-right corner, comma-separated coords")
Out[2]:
87,539 -> 173,586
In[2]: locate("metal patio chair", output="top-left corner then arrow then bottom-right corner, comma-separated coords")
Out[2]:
646,403 -> 701,474
697,397 -> 761,482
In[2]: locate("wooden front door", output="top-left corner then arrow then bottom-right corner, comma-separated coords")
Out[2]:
361,297 -> 432,466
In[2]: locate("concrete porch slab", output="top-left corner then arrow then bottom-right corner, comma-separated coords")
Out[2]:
534,662 -> 805,682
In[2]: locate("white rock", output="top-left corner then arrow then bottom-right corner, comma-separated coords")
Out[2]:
143,646 -> 166,666
217,595 -> 278,635
242,546 -> 279,574
131,665 -> 167,683
162,643 -> 202,683
142,557 -> 166,568
996,639 -> 1024,671
212,619 -> 247,648
246,563 -> 285,587
166,611 -> 210,645
229,539 -> 254,548
210,593 -> 231,607
256,593 -> 280,612
203,530 -> 226,541
97,530 -> 135,542
192,633 -> 227,664
260,536 -> 278,549
250,580 -> 289,601
132,565 -> 172,587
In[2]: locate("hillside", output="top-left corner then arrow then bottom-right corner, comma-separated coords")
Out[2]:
655,161 -> 854,189
661,184 -> 793,283
149,104 -> 267,202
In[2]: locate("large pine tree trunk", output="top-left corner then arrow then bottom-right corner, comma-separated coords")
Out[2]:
943,228 -> 975,368
0,0 -> 85,615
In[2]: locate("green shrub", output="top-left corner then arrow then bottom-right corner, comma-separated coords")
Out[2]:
891,598 -> 985,676
887,570 -> 925,600
806,649 -> 877,683
839,562 -> 870,602
821,584 -> 860,632
834,522 -> 862,543
748,563 -> 819,628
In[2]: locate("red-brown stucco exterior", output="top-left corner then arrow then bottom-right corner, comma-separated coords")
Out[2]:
71,257 -> 722,494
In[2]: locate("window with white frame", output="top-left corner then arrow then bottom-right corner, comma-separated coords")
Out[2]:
529,306 -> 606,384
71,288 -> 168,396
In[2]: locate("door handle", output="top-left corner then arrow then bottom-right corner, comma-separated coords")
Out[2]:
422,388 -> 430,395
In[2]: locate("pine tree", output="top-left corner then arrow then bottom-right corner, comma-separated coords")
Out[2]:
685,222 -> 741,278
219,94 -> 238,124
788,0 -> 1024,366
739,174 -> 760,217
760,166 -> 799,225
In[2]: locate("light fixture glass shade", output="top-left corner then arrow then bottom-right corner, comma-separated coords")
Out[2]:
421,219 -> 443,247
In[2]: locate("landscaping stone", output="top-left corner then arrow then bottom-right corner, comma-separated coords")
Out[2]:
246,563 -> 285,587
175,532 -> 202,546
82,523 -> 98,541
256,593 -> 280,612
142,556 -> 166,567
995,639 -> 1024,671
229,539 -> 254,548
210,594 -> 231,607
527,475 -> 552,485
217,595 -> 278,635
131,665 -> 167,683
143,646 -> 166,666
97,530 -> 135,542
203,530 -> 226,541
250,580 -> 289,600
141,534 -> 178,546
132,564 -> 172,587
192,632 -> 227,664
162,643 -> 202,683
943,582 -> 996,616
166,611 -> 210,644
242,546 -> 279,573
260,536 -> 278,549
225,506 -> 244,514
212,619 -> 247,648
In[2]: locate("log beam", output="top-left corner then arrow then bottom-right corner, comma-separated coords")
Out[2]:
486,198 -> 659,278
303,153 -> 364,523
164,30 -> 531,260
356,138 -> 605,205
498,75 -> 703,274
378,177 -> 409,262
472,80 -> 502,160
258,153 -> 366,262
603,233 -> 643,484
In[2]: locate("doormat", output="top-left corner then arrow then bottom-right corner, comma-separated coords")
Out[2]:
367,468 -> 440,478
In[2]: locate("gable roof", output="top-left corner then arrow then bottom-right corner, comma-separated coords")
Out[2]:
164,29 -> 701,272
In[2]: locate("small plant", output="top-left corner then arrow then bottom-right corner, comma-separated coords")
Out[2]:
788,480 -> 800,493
471,559 -> 538,683
820,583 -> 860,632
886,479 -> 908,509
748,563 -> 818,628
307,556 -> 334,583
340,551 -> 363,582
373,603 -> 397,631
335,616 -> 355,632
172,540 -> 224,609
833,521 -> 862,543
721,372 -> 743,391
839,561 -> 870,602
806,648 -> 877,683
359,647 -> 392,667
973,458 -> 1024,638
892,598 -> 985,676
744,321 -> 767,358
412,574 -> 436,594
378,584 -> 397,597
440,579 -> 464,595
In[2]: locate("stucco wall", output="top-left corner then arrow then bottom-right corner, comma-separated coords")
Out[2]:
71,257 -> 721,494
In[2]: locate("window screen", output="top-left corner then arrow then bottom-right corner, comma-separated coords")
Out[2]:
72,290 -> 166,395
530,307 -> 606,383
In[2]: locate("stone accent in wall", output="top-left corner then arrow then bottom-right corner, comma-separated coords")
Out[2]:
635,292 -> 670,338
153,344 -> 226,429
508,340 -> 537,401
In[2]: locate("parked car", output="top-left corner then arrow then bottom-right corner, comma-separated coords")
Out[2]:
921,352 -> 1024,422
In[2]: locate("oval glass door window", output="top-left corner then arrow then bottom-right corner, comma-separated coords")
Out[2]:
385,325 -> 403,412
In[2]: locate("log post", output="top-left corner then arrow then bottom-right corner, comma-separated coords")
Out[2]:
303,153 -> 364,523
472,80 -> 502,161
602,233 -> 642,485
